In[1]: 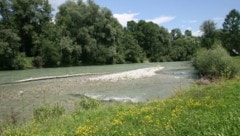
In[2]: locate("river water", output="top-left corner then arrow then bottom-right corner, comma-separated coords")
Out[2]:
72,61 -> 198,102
0,61 -> 197,124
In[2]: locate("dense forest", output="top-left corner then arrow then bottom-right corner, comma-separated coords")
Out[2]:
0,0 -> 239,70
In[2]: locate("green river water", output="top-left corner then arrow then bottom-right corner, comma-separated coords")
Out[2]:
0,61 -> 197,124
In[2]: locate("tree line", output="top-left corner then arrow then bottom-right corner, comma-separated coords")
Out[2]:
0,0 -> 239,70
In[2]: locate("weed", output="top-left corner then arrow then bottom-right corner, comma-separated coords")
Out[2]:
75,98 -> 100,111
33,104 -> 65,123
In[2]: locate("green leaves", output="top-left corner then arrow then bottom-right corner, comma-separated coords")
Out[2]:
222,9 -> 240,55
193,45 -> 238,79
2,0 -> 231,70
56,1 -> 121,65
200,20 -> 217,49
223,9 -> 240,34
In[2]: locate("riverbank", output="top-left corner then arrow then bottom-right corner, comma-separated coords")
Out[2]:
2,77 -> 240,135
0,62 -> 195,127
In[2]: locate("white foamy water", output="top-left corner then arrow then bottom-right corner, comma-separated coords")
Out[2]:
84,93 -> 140,103
89,66 -> 164,82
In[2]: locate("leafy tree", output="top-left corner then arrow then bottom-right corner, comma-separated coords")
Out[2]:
41,38 -> 60,67
56,0 -> 122,65
0,0 -> 28,70
1,0 -> 228,70
0,0 -> 13,25
184,30 -> 192,37
72,45 -> 82,65
127,20 -> 171,61
11,0 -> 52,56
0,26 -> 26,70
60,37 -> 74,66
31,22 -> 62,68
200,20 -> 217,49
155,26 -> 172,61
222,9 -> 240,55
171,28 -> 182,40
170,37 -> 200,61
121,30 -> 144,63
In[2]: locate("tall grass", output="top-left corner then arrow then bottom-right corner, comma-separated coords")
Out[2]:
2,78 -> 240,135
233,56 -> 240,71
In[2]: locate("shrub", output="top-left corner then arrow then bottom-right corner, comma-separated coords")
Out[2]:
32,56 -> 43,68
33,104 -> 65,122
76,98 -> 100,111
12,53 -> 27,70
193,45 -> 238,79
0,52 -> 27,70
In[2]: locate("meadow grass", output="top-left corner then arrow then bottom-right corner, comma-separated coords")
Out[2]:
233,56 -> 240,69
2,77 -> 240,136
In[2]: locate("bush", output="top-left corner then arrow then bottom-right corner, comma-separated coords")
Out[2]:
12,53 -> 27,70
75,98 -> 100,111
193,45 -> 238,79
0,52 -> 27,70
32,56 -> 43,68
33,104 -> 65,122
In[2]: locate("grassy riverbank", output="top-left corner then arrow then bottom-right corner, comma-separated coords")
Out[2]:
233,56 -> 240,69
2,77 -> 240,135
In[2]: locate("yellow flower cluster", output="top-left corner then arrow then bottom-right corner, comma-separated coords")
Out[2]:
171,106 -> 184,118
187,98 -> 202,107
144,115 -> 153,123
75,125 -> 97,136
112,118 -> 123,126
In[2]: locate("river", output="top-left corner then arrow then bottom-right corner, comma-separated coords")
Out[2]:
0,61 -> 197,124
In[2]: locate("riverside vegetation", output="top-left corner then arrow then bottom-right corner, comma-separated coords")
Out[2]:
2,77 -> 240,135
1,0 -> 240,70
1,0 -> 240,135
1,56 -> 239,135
1,57 -> 240,135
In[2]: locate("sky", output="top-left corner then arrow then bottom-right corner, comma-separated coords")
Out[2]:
49,0 -> 240,36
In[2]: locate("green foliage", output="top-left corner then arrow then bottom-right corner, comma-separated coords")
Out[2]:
41,39 -> 60,67
72,45 -> 82,65
24,57 -> 33,69
170,35 -> 200,61
121,30 -> 144,63
12,0 -> 52,56
75,98 -> 100,111
233,57 -> 240,71
56,0 -> 122,65
127,20 -> 172,62
171,28 -> 182,40
184,30 -> 192,37
0,27 -> 27,70
3,78 -> 240,135
33,104 -> 65,123
2,1 -> 238,70
194,45 -> 238,78
11,53 -> 27,70
200,20 -> 217,49
32,56 -> 43,68
222,9 -> 240,55
59,37 -> 76,66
